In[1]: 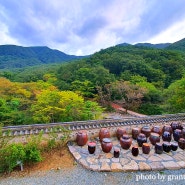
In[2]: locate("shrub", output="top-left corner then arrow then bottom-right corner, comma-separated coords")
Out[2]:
0,143 -> 25,173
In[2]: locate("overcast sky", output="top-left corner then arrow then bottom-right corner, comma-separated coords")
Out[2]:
0,0 -> 185,55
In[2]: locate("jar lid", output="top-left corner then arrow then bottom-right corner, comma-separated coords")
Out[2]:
122,134 -> 130,139
179,138 -> 185,142
88,142 -> 96,146
102,138 -> 111,143
150,132 -> 159,137
138,133 -> 146,138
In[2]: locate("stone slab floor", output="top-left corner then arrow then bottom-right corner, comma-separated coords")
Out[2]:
68,137 -> 185,172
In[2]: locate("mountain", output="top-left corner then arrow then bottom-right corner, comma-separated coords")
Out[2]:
166,38 -> 185,51
135,43 -> 171,49
0,45 -> 84,69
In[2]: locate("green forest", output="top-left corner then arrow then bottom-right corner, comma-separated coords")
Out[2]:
1,38 -> 185,126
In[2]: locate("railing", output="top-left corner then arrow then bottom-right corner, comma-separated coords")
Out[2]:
2,113 -> 185,136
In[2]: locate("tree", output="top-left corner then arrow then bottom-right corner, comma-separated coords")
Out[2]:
31,90 -> 103,123
164,77 -> 185,113
98,80 -> 146,112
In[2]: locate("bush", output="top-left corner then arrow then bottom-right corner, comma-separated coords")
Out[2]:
24,143 -> 42,163
0,143 -> 25,173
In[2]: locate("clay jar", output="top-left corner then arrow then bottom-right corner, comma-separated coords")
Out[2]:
88,142 -> 96,154
162,131 -> 172,142
99,128 -> 110,142
163,142 -> 171,153
141,126 -> 151,138
182,128 -> 185,139
132,127 -> 141,140
149,132 -> 160,145
178,138 -> 185,150
116,127 -> 127,140
173,129 -> 182,142
162,125 -> 173,135
170,142 -> 178,151
120,134 -> 132,150
137,133 -> 147,147
114,147 -> 120,158
101,138 -> 113,153
171,122 -> 182,131
142,143 -> 150,154
132,146 -> 139,156
151,126 -> 162,136
155,143 -> 163,154
76,130 -> 88,146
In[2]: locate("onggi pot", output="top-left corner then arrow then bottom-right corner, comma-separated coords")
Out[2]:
173,129 -> 182,142
132,146 -> 139,156
137,133 -> 147,147
120,134 -> 132,150
99,128 -> 110,142
151,126 -> 162,136
178,138 -> 185,150
132,127 -> 141,140
142,143 -> 150,154
141,126 -> 151,138
163,142 -> 171,153
101,138 -> 113,153
170,142 -> 178,151
171,122 -> 182,131
88,142 -> 96,154
76,130 -> 88,146
149,132 -> 160,145
162,125 -> 173,135
155,143 -> 163,154
116,127 -> 127,140
162,131 -> 171,142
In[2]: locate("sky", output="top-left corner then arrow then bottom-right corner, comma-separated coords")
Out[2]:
0,0 -> 185,56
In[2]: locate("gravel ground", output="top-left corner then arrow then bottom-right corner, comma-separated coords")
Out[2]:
1,164 -> 185,185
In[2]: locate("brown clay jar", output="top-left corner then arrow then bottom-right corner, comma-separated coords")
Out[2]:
162,125 -> 173,135
137,133 -> 147,147
116,127 -> 127,140
149,132 -> 160,145
88,142 -> 96,154
114,147 -> 120,158
163,142 -> 171,153
162,131 -> 172,142
101,138 -> 113,153
141,126 -> 151,138
120,134 -> 132,150
178,138 -> 185,150
132,146 -> 139,156
155,143 -> 163,154
151,126 -> 162,136
171,122 -> 182,131
173,129 -> 182,142
182,128 -> 185,139
132,127 -> 141,140
142,143 -> 150,154
76,130 -> 88,146
99,128 -> 110,142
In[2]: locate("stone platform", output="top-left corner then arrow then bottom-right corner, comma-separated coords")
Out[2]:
68,137 -> 185,172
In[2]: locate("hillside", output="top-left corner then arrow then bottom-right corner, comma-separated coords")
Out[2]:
135,43 -> 171,49
166,38 -> 185,51
0,45 -> 84,69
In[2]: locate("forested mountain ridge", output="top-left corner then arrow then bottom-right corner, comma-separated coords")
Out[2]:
1,38 -> 185,126
0,45 -> 84,69
166,38 -> 185,51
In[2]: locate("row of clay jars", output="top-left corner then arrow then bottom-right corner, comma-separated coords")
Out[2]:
132,143 -> 151,156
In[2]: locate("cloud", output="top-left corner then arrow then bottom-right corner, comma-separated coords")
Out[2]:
0,0 -> 185,55
147,18 -> 185,44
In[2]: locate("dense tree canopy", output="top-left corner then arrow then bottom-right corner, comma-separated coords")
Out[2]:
1,43 -> 185,125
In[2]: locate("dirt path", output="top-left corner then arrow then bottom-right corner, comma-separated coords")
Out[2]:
111,103 -> 147,117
